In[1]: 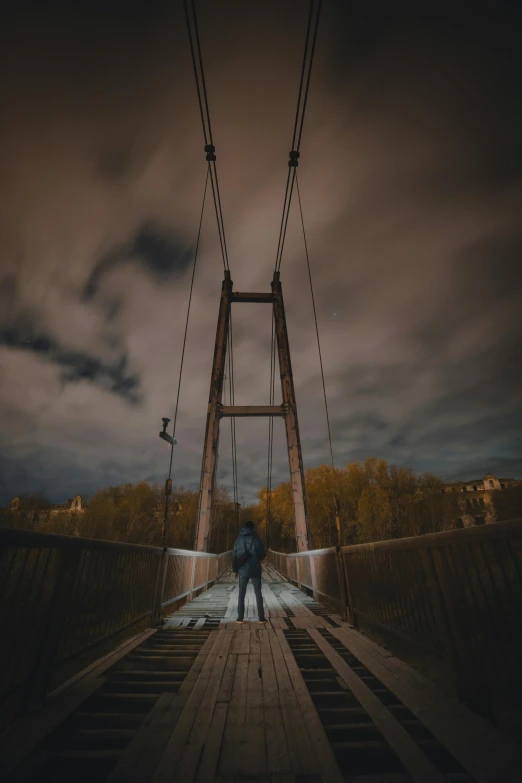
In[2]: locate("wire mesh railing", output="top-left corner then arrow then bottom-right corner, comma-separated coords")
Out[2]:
0,527 -> 231,730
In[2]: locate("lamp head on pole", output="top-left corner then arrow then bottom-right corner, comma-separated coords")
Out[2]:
159,417 -> 176,446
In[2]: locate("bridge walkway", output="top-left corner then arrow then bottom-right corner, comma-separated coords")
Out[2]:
3,565 -> 522,783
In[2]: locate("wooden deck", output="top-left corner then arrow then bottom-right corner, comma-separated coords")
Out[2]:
107,565 -> 522,783
3,564 -> 522,783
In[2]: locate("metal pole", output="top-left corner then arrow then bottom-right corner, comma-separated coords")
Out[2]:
272,272 -> 310,551
195,272 -> 232,551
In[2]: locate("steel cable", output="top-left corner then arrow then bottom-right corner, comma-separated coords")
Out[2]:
163,169 -> 209,546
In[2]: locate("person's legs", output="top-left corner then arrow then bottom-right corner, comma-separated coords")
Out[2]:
251,576 -> 265,620
237,575 -> 248,620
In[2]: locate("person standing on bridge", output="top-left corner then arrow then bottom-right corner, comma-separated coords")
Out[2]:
232,520 -> 267,623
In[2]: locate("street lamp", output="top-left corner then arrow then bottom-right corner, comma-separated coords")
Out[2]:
159,417 -> 177,447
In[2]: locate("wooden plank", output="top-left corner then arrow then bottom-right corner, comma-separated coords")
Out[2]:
110,692 -> 186,782
308,629 -> 446,783
244,630 -> 267,774
280,589 -> 312,613
228,623 -> 242,655
219,652 -> 249,776
151,630 -> 232,783
272,628 -> 345,783
328,625 -> 522,783
194,618 -> 206,630
280,592 -> 322,627
216,652 -> 237,703
261,585 -> 273,617
266,627 -> 320,776
1,628 -> 156,781
185,634 -> 235,747
335,625 -> 393,658
224,585 -> 238,619
50,629 -> 157,698
168,617 -> 186,627
239,626 -> 251,655
175,742 -> 204,782
109,630 -> 219,782
329,613 -> 354,628
194,703 -> 228,783
279,591 -> 328,628
262,584 -> 285,617
231,627 -> 245,655
259,629 -> 292,775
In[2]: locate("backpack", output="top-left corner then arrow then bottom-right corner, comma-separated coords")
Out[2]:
236,537 -> 255,569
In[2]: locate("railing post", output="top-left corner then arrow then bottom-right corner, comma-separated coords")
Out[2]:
22,547 -> 82,710
335,546 -> 352,622
343,553 -> 357,626
152,549 -> 168,627
309,553 -> 318,601
189,555 -> 197,600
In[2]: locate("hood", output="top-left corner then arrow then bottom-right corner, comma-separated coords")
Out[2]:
239,527 -> 255,536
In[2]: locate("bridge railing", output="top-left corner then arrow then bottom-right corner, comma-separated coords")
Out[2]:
341,518 -> 522,703
160,548 -> 232,610
267,546 -> 345,613
271,518 -> 522,708
0,527 -> 230,730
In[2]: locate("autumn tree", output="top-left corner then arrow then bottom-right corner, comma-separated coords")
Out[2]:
79,482 -> 162,544
262,457 -> 462,551
1,459 -> 464,552
0,492 -> 53,532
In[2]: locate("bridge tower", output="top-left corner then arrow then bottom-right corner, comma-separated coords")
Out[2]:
194,271 -> 310,553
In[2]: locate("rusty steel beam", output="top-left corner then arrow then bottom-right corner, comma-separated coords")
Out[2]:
196,272 -> 310,554
195,272 -> 232,552
220,405 -> 285,417
232,292 -> 274,303
272,272 -> 310,551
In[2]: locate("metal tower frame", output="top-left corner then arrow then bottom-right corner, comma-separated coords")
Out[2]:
194,271 -> 310,553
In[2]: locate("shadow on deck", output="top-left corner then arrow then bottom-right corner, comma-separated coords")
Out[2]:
2,564 -> 522,783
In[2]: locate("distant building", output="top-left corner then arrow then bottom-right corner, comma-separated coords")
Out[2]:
442,474 -> 520,527
50,495 -> 85,514
8,494 -> 85,515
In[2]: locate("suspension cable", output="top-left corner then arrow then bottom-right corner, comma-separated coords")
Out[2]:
296,173 -> 341,544
162,169 -> 209,547
184,0 -> 230,272
274,0 -> 322,273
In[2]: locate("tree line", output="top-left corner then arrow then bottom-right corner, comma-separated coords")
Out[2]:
2,457 -> 520,551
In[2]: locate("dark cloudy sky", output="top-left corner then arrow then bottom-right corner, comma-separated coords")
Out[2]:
1,0 -> 521,506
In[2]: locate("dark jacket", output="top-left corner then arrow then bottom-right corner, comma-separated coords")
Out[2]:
232,527 -> 266,578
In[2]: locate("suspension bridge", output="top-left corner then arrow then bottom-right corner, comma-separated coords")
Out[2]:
2,1 -> 522,781
1,524 -> 522,782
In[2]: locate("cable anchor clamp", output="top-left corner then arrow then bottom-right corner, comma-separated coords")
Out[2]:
288,150 -> 300,168
205,144 -> 216,162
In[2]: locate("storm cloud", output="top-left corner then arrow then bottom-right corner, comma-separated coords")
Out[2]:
0,1 -> 521,506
